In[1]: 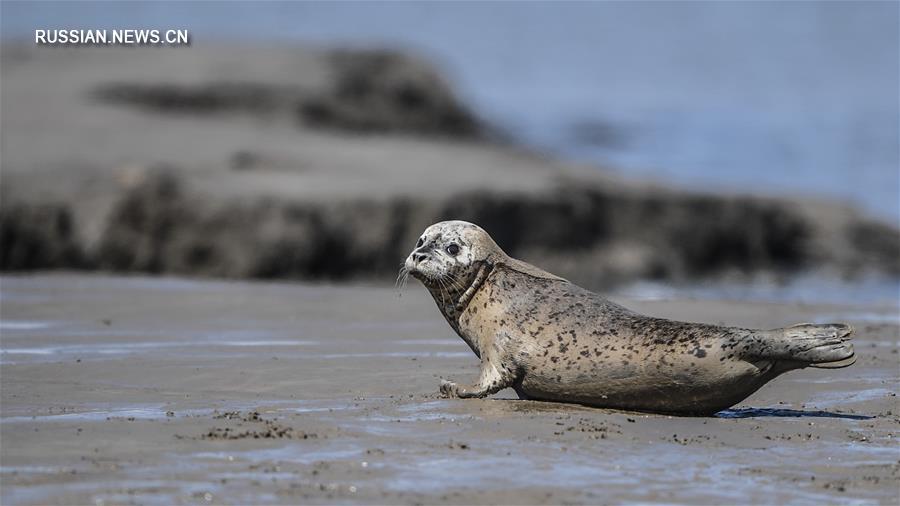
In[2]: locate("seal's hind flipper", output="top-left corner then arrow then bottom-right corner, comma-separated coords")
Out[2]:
771,323 -> 855,368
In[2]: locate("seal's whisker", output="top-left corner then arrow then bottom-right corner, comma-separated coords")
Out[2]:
451,272 -> 469,292
437,274 -> 454,293
440,278 -> 451,306
395,265 -> 412,296
435,278 -> 447,308
444,273 -> 465,294
438,278 -> 453,311
443,271 -> 459,284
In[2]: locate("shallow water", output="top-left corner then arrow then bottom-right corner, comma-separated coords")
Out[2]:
616,274 -> 900,307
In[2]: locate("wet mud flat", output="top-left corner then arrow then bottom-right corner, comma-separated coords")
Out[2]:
1,274 -> 898,505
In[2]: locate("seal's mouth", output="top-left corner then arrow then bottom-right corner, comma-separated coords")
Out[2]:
409,267 -> 438,287
397,262 -> 438,290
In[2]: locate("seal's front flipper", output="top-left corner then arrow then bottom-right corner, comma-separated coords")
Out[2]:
439,359 -> 515,399
439,379 -> 494,398
438,376 -> 512,399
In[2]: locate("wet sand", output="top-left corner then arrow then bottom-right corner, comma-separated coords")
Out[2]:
1,274 -> 898,504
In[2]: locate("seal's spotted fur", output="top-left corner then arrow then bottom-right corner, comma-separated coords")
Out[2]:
403,221 -> 856,415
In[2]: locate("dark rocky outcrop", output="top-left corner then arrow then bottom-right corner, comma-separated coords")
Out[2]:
299,49 -> 483,137
92,49 -> 485,139
0,203 -> 87,270
4,171 -> 895,288
92,82 -> 301,115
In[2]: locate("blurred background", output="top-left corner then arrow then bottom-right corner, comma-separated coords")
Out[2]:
1,1 -> 898,303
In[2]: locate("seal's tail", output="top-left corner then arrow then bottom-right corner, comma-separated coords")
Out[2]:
767,323 -> 856,368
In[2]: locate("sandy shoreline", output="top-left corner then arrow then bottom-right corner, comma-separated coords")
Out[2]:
1,274 -> 897,504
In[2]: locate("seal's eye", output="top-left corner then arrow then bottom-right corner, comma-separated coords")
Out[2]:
445,243 -> 460,256
416,237 -> 424,248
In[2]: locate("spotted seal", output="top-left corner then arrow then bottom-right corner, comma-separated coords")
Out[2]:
400,220 -> 856,415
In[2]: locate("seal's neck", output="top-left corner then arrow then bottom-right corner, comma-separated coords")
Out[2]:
425,261 -> 493,329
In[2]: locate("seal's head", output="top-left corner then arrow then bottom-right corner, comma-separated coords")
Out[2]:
402,220 -> 500,288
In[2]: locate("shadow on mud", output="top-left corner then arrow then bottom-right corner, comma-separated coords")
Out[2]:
717,407 -> 873,420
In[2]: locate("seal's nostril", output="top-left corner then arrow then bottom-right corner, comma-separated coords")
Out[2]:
414,253 -> 427,263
